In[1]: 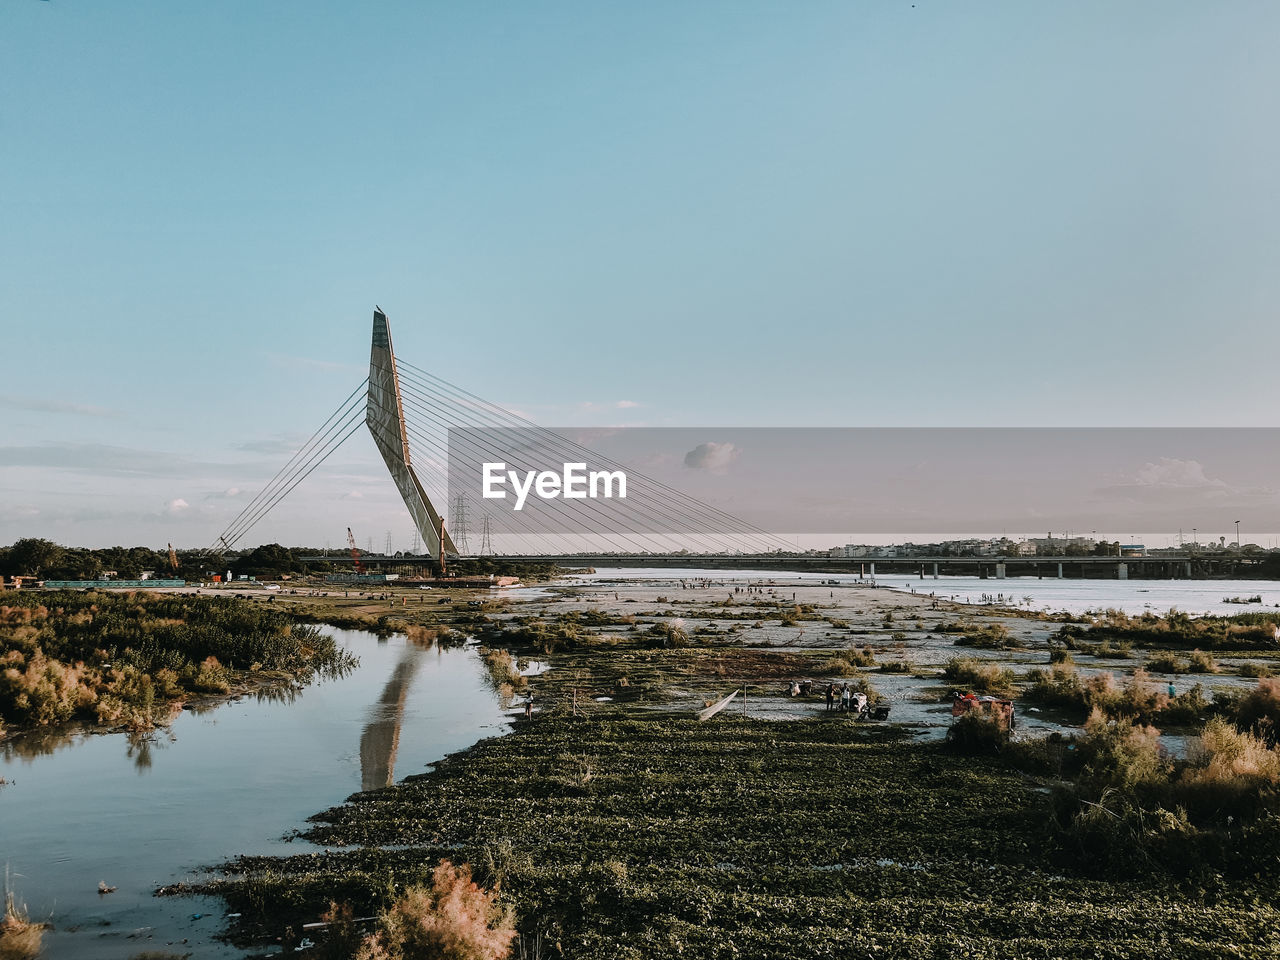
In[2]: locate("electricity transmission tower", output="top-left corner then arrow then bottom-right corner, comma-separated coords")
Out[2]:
451,494 -> 471,555
479,515 -> 493,556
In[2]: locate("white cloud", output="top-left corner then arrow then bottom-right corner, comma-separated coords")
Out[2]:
342,490 -> 366,500
684,441 -> 740,471
615,400 -> 640,409
236,436 -> 309,456
165,498 -> 190,515
1131,458 -> 1229,490
0,394 -> 120,418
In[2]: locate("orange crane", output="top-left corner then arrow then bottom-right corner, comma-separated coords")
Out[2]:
347,527 -> 366,575
167,543 -> 179,574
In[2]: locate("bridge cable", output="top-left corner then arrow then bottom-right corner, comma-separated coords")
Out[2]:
209,382 -> 367,553
396,362 -> 789,552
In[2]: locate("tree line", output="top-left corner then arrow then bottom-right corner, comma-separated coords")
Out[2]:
0,539 -> 345,581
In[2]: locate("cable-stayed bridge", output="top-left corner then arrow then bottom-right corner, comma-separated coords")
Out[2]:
209,309 -> 788,562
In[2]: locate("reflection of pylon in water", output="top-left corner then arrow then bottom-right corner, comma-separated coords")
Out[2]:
479,515 -> 493,556
451,494 -> 471,555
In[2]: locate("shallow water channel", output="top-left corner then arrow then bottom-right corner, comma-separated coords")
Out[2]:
0,628 -> 513,959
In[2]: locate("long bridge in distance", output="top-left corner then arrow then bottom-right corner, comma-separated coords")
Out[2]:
310,552 -> 1266,581
494,553 -> 1265,580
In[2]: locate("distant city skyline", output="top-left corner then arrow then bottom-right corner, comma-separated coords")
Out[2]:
3,2 -> 1278,548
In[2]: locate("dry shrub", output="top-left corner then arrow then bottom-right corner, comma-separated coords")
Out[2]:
1145,652 -> 1186,674
1119,668 -> 1167,718
1186,717 -> 1280,787
1236,678 -> 1280,744
406,625 -> 456,647
1187,649 -> 1219,674
1,881 -> 45,960
1078,708 -> 1168,789
0,606 -> 48,626
311,901 -> 364,960
0,649 -> 96,725
192,656 -> 230,694
152,667 -> 183,699
1080,670 -> 1119,710
356,861 -> 515,960
820,649 -> 866,678
941,657 -> 1015,696
945,710 -> 1009,754
479,648 -> 527,693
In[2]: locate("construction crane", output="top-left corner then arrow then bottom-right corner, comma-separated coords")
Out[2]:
167,543 -> 180,574
347,527 -> 366,574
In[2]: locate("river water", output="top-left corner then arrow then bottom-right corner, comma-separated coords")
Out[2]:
566,566 -> 1280,617
0,628 -> 511,960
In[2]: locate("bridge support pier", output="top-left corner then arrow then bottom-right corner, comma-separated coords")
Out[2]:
1118,562 -> 1128,580
1185,561 -> 1192,578
995,562 -> 1006,579
869,563 -> 876,579
933,562 -> 939,579
1058,562 -> 1064,579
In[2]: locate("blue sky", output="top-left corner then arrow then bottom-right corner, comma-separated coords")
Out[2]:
2,2 -> 1278,549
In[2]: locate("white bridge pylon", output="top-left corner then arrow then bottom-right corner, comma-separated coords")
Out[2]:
367,308 -> 457,559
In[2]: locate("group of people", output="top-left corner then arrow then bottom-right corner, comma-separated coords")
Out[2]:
825,682 -> 868,716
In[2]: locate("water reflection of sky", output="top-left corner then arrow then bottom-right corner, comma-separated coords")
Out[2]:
0,628 -> 510,960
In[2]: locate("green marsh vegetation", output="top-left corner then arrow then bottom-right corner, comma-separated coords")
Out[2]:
950,622 -> 1027,650
176,595 -> 1280,957
818,644 -> 876,676
1023,663 -> 1216,726
0,591 -> 355,734
1060,608 -> 1280,651
202,714 -> 1280,959
1011,704 -> 1280,883
940,656 -> 1017,696
945,702 -> 1280,883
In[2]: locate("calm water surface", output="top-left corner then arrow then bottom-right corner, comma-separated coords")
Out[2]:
0,628 -> 511,959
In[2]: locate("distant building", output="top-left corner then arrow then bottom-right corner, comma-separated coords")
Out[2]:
1027,536 -> 1096,555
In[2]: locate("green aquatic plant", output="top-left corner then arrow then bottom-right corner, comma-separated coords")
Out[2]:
0,592 -> 356,733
